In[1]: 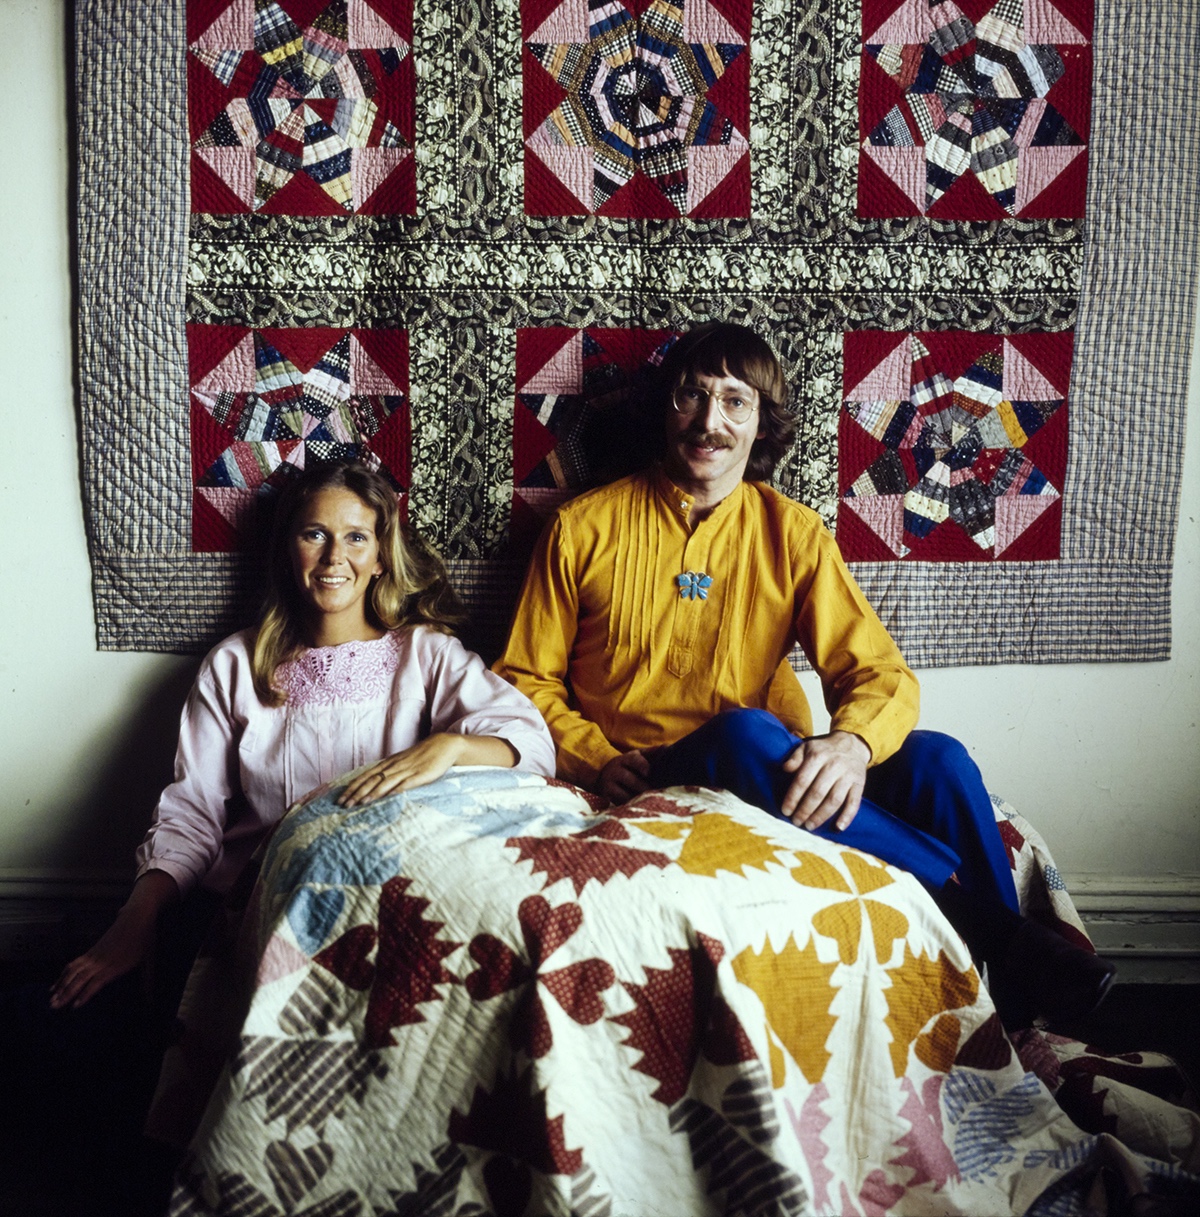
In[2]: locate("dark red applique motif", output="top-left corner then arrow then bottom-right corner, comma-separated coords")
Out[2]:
449,1060 -> 584,1176
611,933 -> 753,1104
466,895 -> 615,1058
506,818 -> 670,895
314,876 -> 461,1048
955,1013 -> 1013,1072
616,794 -> 705,819
997,818 -> 1027,868
543,774 -> 608,811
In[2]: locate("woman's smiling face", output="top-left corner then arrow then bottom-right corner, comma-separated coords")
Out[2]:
289,486 -> 384,637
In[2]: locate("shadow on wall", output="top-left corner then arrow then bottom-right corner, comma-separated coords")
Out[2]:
48,657 -> 204,878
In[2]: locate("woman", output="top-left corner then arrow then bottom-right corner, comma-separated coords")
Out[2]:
51,461 -> 555,1010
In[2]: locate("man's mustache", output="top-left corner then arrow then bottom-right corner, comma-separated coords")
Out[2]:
681,430 -> 735,449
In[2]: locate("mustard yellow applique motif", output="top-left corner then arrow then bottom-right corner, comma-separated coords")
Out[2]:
791,851 -> 910,966
636,811 -> 781,879
731,934 -> 838,1085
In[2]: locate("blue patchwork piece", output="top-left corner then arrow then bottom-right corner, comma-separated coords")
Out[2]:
1025,1179 -> 1088,1217
1023,1136 -> 1099,1171
1043,864 -> 1067,891
269,771 -> 596,892
276,822 -> 400,893
286,885 -> 345,955
944,1071 -> 1043,1180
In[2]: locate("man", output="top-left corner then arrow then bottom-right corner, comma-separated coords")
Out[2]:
496,322 -> 1113,1027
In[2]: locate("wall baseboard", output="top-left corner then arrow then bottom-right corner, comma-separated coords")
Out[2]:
0,869 -> 129,961
2,870 -> 1197,978
1063,874 -> 1200,983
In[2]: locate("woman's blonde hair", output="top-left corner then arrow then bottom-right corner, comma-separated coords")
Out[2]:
251,461 -> 465,705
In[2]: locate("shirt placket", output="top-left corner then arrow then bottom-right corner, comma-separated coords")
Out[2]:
667,518 -> 714,678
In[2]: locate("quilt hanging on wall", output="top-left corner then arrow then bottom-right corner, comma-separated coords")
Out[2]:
76,0 -> 1200,664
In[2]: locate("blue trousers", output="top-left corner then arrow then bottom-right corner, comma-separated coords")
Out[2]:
646,708 -> 1019,913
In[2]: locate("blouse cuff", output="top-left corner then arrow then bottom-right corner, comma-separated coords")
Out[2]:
135,855 -> 199,898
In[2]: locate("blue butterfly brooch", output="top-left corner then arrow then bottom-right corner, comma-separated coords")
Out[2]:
676,571 -> 714,601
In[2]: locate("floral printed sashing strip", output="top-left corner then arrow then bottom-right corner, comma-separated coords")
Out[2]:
837,330 -> 1071,562
188,324 -> 411,551
187,0 -> 416,215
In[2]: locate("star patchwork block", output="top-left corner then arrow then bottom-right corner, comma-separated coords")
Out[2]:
837,330 -> 1071,561
858,0 -> 1091,219
523,0 -> 752,217
511,326 -> 676,553
188,323 -> 410,550
187,0 -> 415,214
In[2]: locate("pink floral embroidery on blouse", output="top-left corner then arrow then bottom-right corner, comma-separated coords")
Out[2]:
276,632 -> 406,707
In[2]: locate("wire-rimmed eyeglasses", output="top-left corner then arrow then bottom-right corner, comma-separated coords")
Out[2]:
671,383 -> 759,425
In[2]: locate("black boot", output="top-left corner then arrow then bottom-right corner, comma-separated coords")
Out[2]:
934,880 -> 1116,1029
991,917 -> 1116,1029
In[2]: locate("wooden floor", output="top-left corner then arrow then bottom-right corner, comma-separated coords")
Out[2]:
1,960 -> 1196,1217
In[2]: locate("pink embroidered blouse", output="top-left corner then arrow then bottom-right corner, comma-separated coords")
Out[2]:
135,626 -> 556,896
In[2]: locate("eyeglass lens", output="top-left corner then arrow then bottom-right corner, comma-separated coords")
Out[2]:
673,385 -> 755,422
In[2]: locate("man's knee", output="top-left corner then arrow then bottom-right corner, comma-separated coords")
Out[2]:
903,730 -> 976,779
710,708 -> 793,754
900,725 -> 968,764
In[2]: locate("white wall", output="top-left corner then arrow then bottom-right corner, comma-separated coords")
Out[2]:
1,1 -> 198,886
1,1 -> 1197,894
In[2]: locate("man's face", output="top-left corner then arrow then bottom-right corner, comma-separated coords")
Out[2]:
662,367 -> 765,502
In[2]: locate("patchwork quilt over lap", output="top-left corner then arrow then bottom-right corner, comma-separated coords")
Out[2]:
76,1 -> 1200,662
161,773 -> 1200,1215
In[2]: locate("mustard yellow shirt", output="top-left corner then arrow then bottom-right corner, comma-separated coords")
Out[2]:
495,469 -> 920,787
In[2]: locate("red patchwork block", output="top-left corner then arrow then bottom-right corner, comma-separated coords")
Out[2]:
510,326 -> 677,556
187,1 -> 416,215
523,1 -> 751,217
837,329 -> 1072,562
188,323 -> 410,552
857,0 -> 1092,220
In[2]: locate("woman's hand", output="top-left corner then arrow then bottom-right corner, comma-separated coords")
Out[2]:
337,734 -> 518,807
49,870 -> 179,1010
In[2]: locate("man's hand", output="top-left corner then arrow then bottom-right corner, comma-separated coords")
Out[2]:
597,750 -> 653,804
780,730 -> 870,832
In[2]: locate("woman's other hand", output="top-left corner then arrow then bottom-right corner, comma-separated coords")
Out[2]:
336,733 -> 518,807
49,870 -> 179,1010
